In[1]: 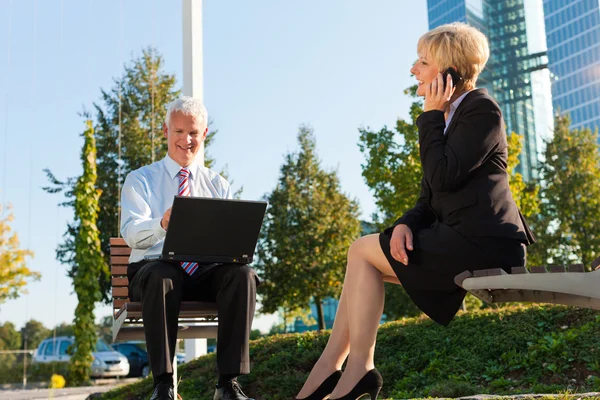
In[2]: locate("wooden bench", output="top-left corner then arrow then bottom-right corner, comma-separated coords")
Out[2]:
110,238 -> 220,397
455,257 -> 600,309
110,237 -> 219,342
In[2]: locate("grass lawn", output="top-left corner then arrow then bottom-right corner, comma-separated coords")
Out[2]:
99,304 -> 600,400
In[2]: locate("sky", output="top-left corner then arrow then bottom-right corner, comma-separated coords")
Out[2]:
0,0 -> 428,334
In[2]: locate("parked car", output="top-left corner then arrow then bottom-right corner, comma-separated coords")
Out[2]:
111,341 -> 150,378
34,336 -> 130,378
112,341 -> 186,378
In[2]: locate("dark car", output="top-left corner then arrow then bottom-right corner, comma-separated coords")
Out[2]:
112,341 -> 150,378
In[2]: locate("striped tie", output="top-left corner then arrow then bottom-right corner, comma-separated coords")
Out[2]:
178,168 -> 199,276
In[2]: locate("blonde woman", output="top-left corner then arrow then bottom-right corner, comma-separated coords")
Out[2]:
295,22 -> 535,400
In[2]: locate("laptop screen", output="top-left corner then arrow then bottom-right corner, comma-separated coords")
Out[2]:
162,196 -> 267,263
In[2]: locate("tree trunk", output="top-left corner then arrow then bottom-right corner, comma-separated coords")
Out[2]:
315,297 -> 326,331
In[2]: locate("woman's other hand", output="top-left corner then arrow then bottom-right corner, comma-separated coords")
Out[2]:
424,73 -> 455,112
390,224 -> 413,266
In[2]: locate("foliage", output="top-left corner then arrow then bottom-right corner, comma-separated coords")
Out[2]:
68,120 -> 106,386
0,204 -> 37,304
358,85 -> 422,229
52,323 -> 75,338
506,132 -> 541,220
256,126 -> 361,330
20,320 -> 50,351
0,356 -> 70,384
98,305 -> 600,400
528,115 -> 600,269
43,48 -> 208,302
0,322 -> 21,350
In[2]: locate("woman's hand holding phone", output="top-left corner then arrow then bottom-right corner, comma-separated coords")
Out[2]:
424,72 -> 455,112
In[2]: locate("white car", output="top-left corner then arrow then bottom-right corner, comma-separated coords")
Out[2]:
34,336 -> 130,378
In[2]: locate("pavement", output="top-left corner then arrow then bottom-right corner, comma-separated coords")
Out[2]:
0,378 -> 139,400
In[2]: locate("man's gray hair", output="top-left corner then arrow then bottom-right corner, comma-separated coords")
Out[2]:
165,96 -> 208,129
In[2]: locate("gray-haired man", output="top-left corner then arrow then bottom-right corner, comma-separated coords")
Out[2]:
120,96 -> 258,400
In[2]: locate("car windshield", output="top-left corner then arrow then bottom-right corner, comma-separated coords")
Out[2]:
95,339 -> 114,352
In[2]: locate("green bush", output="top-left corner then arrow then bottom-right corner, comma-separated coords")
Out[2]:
100,305 -> 600,400
0,358 -> 70,385
29,362 -> 71,384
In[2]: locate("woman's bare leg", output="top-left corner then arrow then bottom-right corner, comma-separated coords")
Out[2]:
329,234 -> 397,398
295,276 -> 351,398
296,234 -> 398,398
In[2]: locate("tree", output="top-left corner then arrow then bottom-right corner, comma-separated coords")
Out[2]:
0,322 -> 21,350
358,86 -> 423,320
52,322 -> 75,338
529,115 -> 600,269
358,86 -> 423,229
20,320 -> 50,351
69,120 -> 106,385
506,132 -> 541,220
43,48 -> 222,302
0,205 -> 37,304
256,126 -> 361,330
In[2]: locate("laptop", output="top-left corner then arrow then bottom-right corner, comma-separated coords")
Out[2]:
144,196 -> 268,264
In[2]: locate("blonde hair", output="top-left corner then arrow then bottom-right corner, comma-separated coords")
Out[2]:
417,22 -> 489,91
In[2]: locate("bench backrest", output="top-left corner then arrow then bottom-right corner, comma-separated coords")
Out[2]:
110,238 -> 130,316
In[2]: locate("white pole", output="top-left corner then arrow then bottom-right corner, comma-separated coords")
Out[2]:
182,0 -> 208,365
182,0 -> 205,165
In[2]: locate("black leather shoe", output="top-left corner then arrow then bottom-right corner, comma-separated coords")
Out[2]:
329,369 -> 383,400
149,382 -> 174,400
213,380 -> 254,400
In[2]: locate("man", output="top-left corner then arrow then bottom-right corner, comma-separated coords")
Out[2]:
121,96 -> 258,400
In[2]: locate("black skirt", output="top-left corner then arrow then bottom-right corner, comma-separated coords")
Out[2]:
379,222 -> 526,326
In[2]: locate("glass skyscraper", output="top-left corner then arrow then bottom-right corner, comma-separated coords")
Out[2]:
543,0 -> 600,132
427,0 -> 554,180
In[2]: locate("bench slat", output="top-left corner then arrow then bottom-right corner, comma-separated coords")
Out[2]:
110,247 -> 132,256
112,277 -> 128,287
473,268 -> 507,277
511,266 -> 528,274
592,256 -> 600,270
568,264 -> 585,272
113,298 -> 130,310
111,266 -> 128,276
111,256 -> 130,265
110,238 -> 127,246
113,287 -> 129,297
115,301 -> 218,319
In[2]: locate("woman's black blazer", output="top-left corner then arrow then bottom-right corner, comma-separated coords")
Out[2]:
391,88 -> 535,245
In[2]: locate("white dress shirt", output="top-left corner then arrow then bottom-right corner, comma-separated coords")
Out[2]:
120,155 -> 233,263
444,90 -> 473,135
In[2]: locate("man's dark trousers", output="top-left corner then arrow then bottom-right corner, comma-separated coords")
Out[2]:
128,260 -> 258,380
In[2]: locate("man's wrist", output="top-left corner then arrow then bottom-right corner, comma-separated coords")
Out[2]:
152,218 -> 167,239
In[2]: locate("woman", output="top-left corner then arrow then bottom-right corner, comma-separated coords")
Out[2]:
295,22 -> 535,400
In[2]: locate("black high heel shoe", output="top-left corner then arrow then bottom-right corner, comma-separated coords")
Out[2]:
296,370 -> 343,400
328,369 -> 383,400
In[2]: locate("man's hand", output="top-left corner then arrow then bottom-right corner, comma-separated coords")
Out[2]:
424,73 -> 455,112
390,224 -> 413,266
160,208 -> 172,230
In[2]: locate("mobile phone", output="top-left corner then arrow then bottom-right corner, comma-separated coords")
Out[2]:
442,67 -> 461,90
